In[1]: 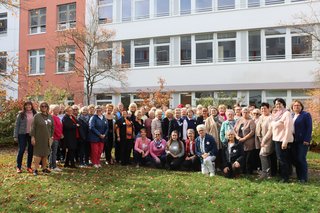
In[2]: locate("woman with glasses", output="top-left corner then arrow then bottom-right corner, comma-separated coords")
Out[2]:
149,129 -> 167,168
30,102 -> 54,176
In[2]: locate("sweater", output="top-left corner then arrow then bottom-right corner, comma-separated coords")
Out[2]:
149,139 -> 166,159
88,114 -> 109,142
134,137 -> 151,155
52,114 -> 63,140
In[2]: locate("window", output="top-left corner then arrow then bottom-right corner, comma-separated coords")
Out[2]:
97,43 -> 112,69
57,3 -> 76,30
135,0 -> 149,19
291,29 -> 312,59
180,0 -> 191,15
0,13 -> 7,34
196,0 -> 212,12
195,33 -> 213,63
29,49 -> 45,75
29,8 -> 46,34
249,90 -> 262,107
218,0 -> 235,10
0,51 -> 7,73
154,37 -> 170,66
122,0 -> 132,21
155,0 -> 169,17
248,31 -> 261,61
98,0 -> 113,23
57,46 -> 75,73
248,0 -> 260,7
134,39 -> 149,67
218,32 -> 236,62
266,90 -> 287,106
265,28 -> 286,60
96,93 -> 113,105
265,0 -> 284,5
216,91 -> 237,106
180,35 -> 191,65
121,41 -> 131,67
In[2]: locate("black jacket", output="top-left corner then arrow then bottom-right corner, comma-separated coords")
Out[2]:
221,142 -> 244,168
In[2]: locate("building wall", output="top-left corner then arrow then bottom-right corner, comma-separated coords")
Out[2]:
18,0 -> 85,104
0,4 -> 19,99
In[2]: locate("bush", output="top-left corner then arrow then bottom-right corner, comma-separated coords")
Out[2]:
0,99 -> 24,145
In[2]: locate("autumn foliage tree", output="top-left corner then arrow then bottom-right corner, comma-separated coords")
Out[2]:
137,78 -> 173,108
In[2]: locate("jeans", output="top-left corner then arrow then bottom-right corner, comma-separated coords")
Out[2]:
16,134 -> 33,169
243,150 -> 253,174
134,150 -> 151,165
275,141 -> 292,181
49,140 -> 59,168
293,142 -> 309,181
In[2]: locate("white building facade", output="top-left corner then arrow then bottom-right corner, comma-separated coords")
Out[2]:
89,0 -> 319,108
0,4 -> 19,100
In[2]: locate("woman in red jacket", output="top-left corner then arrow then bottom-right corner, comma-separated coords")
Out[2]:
182,129 -> 200,171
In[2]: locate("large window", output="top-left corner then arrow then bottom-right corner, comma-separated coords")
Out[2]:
0,13 -> 7,34
98,0 -> 113,23
57,46 -> 75,73
121,41 -> 131,67
291,29 -> 312,59
154,37 -> 170,66
248,31 -> 261,61
218,0 -> 235,10
265,0 -> 284,5
57,3 -> 76,30
265,28 -> 286,60
180,0 -> 191,15
29,8 -> 46,34
134,39 -> 149,67
155,0 -> 169,17
0,51 -> 7,73
97,43 -> 112,69
135,0 -> 149,19
180,36 -> 191,65
96,93 -> 113,105
196,0 -> 212,12
248,0 -> 260,7
218,32 -> 236,62
122,0 -> 132,21
195,33 -> 213,63
29,49 -> 45,75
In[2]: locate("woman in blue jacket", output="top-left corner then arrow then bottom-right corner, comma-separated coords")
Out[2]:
291,100 -> 312,183
88,105 -> 108,168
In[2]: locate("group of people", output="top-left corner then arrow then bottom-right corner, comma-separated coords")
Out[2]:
14,98 -> 312,183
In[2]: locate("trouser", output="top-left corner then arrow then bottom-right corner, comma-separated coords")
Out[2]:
65,149 -> 76,166
201,155 -> 216,174
215,149 -> 223,170
260,154 -> 271,177
79,140 -> 90,165
134,151 -> 151,165
151,154 -> 166,168
181,156 -> 201,171
166,155 -> 185,170
224,163 -> 242,178
115,140 -> 121,163
120,139 -> 134,165
253,148 -> 261,170
292,142 -> 309,181
275,141 -> 292,181
104,136 -> 114,162
16,133 -> 33,169
90,142 -> 105,165
243,150 -> 254,174
49,140 -> 59,168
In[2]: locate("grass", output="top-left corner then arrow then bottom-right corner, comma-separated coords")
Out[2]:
0,148 -> 319,213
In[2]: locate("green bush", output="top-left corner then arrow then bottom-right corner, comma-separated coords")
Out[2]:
312,121 -> 320,146
0,99 -> 24,145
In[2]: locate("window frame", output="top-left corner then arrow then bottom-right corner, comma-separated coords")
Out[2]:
134,39 -> 150,67
29,8 -> 46,34
0,51 -> 7,73
57,3 -> 76,30
265,28 -> 286,60
195,33 -> 213,64
57,46 -> 76,73
29,49 -> 45,75
0,12 -> 8,35
98,0 -> 113,24
154,37 -> 170,66
217,32 -> 237,62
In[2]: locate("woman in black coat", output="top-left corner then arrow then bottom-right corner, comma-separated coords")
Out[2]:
62,106 -> 80,168
78,106 -> 90,167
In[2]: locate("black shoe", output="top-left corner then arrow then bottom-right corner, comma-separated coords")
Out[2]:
299,179 -> 307,184
64,164 -> 71,168
33,170 -> 38,176
42,168 -> 51,174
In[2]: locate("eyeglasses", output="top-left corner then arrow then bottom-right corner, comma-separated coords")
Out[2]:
40,105 -> 48,108
155,134 -> 160,136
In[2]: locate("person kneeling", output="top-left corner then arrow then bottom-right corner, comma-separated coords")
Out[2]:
195,124 -> 217,177
134,128 -> 151,167
222,130 -> 244,178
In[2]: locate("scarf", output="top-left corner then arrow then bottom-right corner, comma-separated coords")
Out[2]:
79,114 -> 90,124
154,139 -> 162,149
272,108 -> 287,122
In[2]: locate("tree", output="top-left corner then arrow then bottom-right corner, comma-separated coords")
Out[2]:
0,54 -> 18,99
0,0 -> 19,9
57,6 -> 128,105
137,78 -> 173,108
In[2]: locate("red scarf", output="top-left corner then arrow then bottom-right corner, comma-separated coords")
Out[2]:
70,115 -> 80,139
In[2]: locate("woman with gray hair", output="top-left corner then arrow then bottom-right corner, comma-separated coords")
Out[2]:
195,124 -> 218,177
182,129 -> 200,171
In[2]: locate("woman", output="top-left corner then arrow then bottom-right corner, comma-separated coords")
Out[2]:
218,104 -> 227,121
14,101 -> 37,173
49,104 -> 63,172
264,98 -> 294,183
196,108 -> 209,126
134,128 -> 151,167
88,105 -> 108,168
62,106 -> 80,168
162,109 -> 174,141
291,100 -> 312,183
257,103 -> 274,179
105,104 -> 115,165
182,109 -> 197,141
182,129 -> 200,171
144,110 -> 155,140
30,102 -> 54,176
149,130 -> 167,168
210,107 -> 224,132
133,109 -> 145,138
234,107 -> 256,174
116,110 -> 135,165
221,130 -> 244,178
165,130 -> 185,170
129,103 -> 137,121
195,124 -> 217,177
78,106 -> 90,167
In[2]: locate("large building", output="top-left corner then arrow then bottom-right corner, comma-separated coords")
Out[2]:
90,0 -> 319,108
0,2 -> 19,100
18,0 -> 85,104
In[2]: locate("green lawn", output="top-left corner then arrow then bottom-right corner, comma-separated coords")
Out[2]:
0,148 -> 319,212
